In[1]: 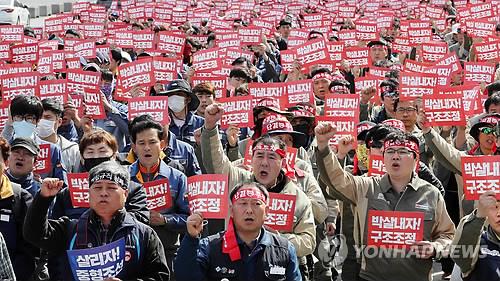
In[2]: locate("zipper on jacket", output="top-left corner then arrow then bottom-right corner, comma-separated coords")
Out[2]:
393,186 -> 408,211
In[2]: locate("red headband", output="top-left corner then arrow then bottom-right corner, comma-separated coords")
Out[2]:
383,139 -> 419,155
330,85 -> 349,94
252,143 -> 286,158
382,119 -> 406,132
231,187 -> 267,204
312,72 -> 333,81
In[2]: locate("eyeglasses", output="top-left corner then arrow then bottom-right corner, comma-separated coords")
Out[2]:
479,127 -> 498,136
383,92 -> 398,99
384,148 -> 414,157
396,107 -> 417,113
13,114 -> 38,124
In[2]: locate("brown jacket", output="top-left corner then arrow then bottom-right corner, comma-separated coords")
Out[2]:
201,127 -> 317,257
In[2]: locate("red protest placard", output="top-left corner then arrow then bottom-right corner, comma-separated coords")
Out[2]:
80,23 -> 105,38
421,41 -> 448,62
73,40 -> 96,59
367,210 -> 425,248
187,174 -> 229,219
0,43 -> 11,61
218,96 -> 254,129
156,31 -> 186,55
109,30 -> 134,49
464,19 -> 495,38
368,154 -> 386,177
11,43 -> 38,63
0,103 -> 9,132
327,41 -> 344,66
343,47 -> 371,68
38,79 -> 68,104
324,94 -> 360,121
1,72 -> 39,104
34,144 -> 51,174
66,69 -> 101,95
238,26 -> 262,45
392,36 -> 412,54
65,57 -> 81,70
435,53 -> 462,74
37,53 -> 53,75
423,65 -> 452,87
280,49 -> 296,74
68,173 -> 90,208
423,94 -> 465,126
285,147 -> 298,170
474,40 -> 500,62
83,89 -> 106,119
128,96 -> 169,125
153,56 -> 178,83
144,178 -> 172,211
44,50 -> 66,72
248,82 -> 286,99
355,21 -> 378,41
223,47 -> 253,66
264,193 -> 296,232
399,71 -> 438,100
192,76 -> 227,99
295,38 -> 329,68
117,57 -> 154,94
0,25 -> 23,43
317,116 -> 357,146
133,30 -> 155,51
192,48 -> 221,72
283,80 -> 314,108
407,20 -> 432,45
461,155 -> 500,200
464,62 -> 495,84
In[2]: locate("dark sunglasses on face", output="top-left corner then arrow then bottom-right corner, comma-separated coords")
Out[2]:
479,127 -> 498,136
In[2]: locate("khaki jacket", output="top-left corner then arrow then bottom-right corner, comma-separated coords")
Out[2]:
451,210 -> 488,277
423,128 -> 482,218
201,127 -> 317,257
317,146 -> 455,281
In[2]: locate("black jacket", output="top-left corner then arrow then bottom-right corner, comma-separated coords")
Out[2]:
24,193 -> 169,281
0,180 -> 38,280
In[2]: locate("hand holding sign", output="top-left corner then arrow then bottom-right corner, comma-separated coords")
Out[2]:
417,109 -> 431,134
40,178 -> 64,197
204,103 -> 224,130
314,123 -> 337,151
477,191 -> 498,218
186,212 -> 204,238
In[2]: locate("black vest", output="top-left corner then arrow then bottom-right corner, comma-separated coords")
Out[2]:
465,231 -> 500,281
206,231 -> 291,281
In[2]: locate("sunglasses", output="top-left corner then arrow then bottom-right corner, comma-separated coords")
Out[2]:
479,127 -> 498,136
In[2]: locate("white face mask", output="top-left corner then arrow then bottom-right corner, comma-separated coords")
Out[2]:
36,119 -> 56,138
12,121 -> 36,138
168,95 -> 186,113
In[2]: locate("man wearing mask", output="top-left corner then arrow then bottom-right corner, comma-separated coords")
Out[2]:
39,98 -> 81,173
164,79 -> 204,147
1,95 -> 66,182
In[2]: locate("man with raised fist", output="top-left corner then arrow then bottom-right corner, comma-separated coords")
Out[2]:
315,123 -> 455,281
174,182 -> 301,281
23,161 -> 169,281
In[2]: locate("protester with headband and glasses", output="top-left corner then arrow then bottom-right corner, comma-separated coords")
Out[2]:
202,103 -> 316,278
175,182 -> 302,281
315,123 -> 455,281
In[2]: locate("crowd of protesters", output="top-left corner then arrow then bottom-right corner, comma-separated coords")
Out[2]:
0,0 -> 499,280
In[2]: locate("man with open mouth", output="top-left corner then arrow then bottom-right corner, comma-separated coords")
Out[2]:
315,123 -> 455,281
201,103 -> 316,279
175,182 -> 302,280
